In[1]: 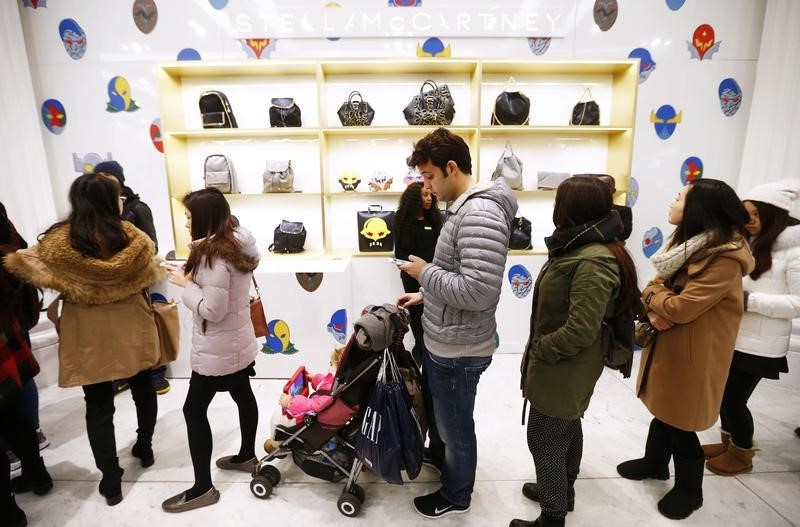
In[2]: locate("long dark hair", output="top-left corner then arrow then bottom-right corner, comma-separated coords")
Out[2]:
182,188 -> 241,274
747,200 -> 799,280
395,182 -> 443,248
40,173 -> 128,258
554,176 -> 640,315
667,179 -> 749,250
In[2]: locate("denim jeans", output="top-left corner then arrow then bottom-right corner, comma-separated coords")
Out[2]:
424,350 -> 492,506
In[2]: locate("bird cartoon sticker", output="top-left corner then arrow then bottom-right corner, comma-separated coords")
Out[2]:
58,19 -> 86,60
261,319 -> 299,355
106,76 -> 139,112
680,157 -> 703,185
177,48 -> 201,61
417,37 -> 451,58
593,0 -> 618,32
132,0 -> 158,34
150,118 -> 163,153
72,152 -> 113,173
719,78 -> 742,117
627,177 -> 639,208
508,265 -> 533,299
642,227 -> 664,258
237,39 -> 276,59
628,48 -> 656,84
327,309 -> 348,345
40,99 -> 66,135
295,272 -> 323,293
689,24 -> 721,60
528,38 -> 552,56
650,105 -> 681,140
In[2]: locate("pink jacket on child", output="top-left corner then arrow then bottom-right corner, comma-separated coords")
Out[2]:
287,372 -> 335,423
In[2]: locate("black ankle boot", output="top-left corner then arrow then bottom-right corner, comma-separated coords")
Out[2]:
509,513 -> 565,527
617,419 -> 671,480
657,455 -> 704,520
10,457 -> 53,495
98,461 -> 124,506
132,442 -> 154,468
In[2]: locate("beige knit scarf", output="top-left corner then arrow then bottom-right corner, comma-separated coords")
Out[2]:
649,232 -> 710,279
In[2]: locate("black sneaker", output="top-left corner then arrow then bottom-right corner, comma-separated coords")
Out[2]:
152,374 -> 171,395
413,490 -> 469,519
422,449 -> 443,475
112,380 -> 129,395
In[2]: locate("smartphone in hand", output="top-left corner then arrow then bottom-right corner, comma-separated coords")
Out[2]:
389,258 -> 412,265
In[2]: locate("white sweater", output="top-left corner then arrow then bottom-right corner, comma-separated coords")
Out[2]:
735,224 -> 800,358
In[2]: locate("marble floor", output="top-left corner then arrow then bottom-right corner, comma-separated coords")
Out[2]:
14,354 -> 800,527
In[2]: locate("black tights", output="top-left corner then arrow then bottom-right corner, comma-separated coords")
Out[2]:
719,367 -> 762,449
183,365 -> 258,500
652,417 -> 703,459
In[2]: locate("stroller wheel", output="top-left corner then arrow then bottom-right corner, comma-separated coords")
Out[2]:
349,483 -> 366,504
250,475 -> 273,499
259,465 -> 281,486
337,492 -> 362,517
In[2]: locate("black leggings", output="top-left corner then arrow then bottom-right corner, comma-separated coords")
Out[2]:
652,417 -> 703,459
183,365 -> 258,493
719,367 -> 762,449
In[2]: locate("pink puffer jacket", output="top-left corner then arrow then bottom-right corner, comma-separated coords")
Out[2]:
287,372 -> 334,423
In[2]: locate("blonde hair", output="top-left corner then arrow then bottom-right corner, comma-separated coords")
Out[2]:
331,346 -> 345,368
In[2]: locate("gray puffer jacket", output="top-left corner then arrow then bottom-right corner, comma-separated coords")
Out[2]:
419,180 -> 518,354
182,227 -> 260,376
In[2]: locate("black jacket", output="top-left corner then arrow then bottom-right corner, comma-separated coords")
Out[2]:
122,186 -> 158,252
612,204 -> 633,242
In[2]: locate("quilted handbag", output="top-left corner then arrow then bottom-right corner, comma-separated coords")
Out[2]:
268,220 -> 306,253
357,205 -> 395,252
508,216 -> 532,250
570,88 -> 600,125
491,140 -> 524,190
337,91 -> 375,126
403,80 -> 455,126
269,97 -> 302,127
262,160 -> 294,193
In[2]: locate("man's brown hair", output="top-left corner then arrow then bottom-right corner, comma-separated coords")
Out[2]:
406,127 -> 471,176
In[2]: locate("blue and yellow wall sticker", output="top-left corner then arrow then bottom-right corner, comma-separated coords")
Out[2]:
650,105 -> 681,140
72,152 -> 113,173
326,308 -> 347,345
718,78 -> 742,117
689,24 -> 721,60
40,99 -> 66,135
642,227 -> 664,258
528,38 -> 551,56
58,19 -> 86,60
261,319 -> 299,355
150,118 -> 163,153
627,177 -> 639,207
666,0 -> 686,10
132,0 -> 158,34
508,264 -> 533,299
628,48 -> 656,84
106,76 -> 139,112
177,48 -> 201,61
680,156 -> 703,184
593,0 -> 618,32
237,39 -> 276,60
417,38 -> 451,58
296,272 -> 323,292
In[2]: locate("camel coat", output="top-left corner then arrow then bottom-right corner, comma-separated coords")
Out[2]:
636,239 -> 754,432
4,223 -> 165,387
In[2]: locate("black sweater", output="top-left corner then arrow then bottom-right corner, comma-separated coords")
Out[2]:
395,218 -> 440,293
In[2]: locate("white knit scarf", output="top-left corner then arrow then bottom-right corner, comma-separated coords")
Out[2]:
649,232 -> 710,279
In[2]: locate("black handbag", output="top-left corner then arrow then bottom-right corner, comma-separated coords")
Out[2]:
337,91 -> 375,126
492,79 -> 530,125
570,88 -> 600,125
199,90 -> 238,128
403,80 -> 455,126
269,98 -> 302,127
268,220 -> 306,253
357,205 -> 395,252
509,216 -> 532,250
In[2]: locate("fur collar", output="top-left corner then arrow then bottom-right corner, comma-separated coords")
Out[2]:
772,224 -> 800,253
3,223 -> 166,304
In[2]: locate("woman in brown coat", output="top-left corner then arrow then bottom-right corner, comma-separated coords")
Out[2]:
4,173 -> 164,507
617,179 -> 754,520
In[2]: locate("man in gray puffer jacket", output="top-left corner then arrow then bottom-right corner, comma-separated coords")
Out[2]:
398,127 -> 518,519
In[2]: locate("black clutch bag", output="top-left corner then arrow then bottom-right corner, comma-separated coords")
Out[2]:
337,91 -> 375,126
269,98 -> 302,127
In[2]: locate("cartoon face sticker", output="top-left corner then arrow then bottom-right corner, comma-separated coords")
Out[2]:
261,319 -> 299,355
626,177 -> 639,208
149,118 -> 163,153
650,105 -> 681,140
338,170 -> 361,191
593,0 -> 618,32
688,23 -> 721,60
642,227 -> 664,258
238,39 -> 276,59
176,48 -> 201,61
326,309 -> 348,345
58,19 -> 86,60
360,217 -> 391,246
73,152 -> 113,173
41,99 -> 66,134
528,37 -> 551,56
508,265 -> 533,299
680,157 -> 703,185
719,78 -> 742,117
628,48 -> 656,84
666,0 -> 686,10
295,272 -> 323,292
132,0 -> 158,34
417,37 -> 451,58
106,76 -> 139,113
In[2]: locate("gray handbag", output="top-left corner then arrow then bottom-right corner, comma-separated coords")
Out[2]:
262,160 -> 295,193
491,140 -> 523,190
203,154 -> 237,193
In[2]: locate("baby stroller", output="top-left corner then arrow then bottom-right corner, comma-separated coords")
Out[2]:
249,304 -> 419,518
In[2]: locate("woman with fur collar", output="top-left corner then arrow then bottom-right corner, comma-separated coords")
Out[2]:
4,173 -> 165,507
160,188 -> 260,513
701,181 -> 800,475
617,179 -> 754,521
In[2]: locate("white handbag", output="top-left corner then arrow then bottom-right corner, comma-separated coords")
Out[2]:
491,140 -> 523,190
262,160 -> 295,193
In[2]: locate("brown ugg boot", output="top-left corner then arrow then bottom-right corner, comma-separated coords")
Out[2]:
701,429 -> 731,459
706,441 -> 758,476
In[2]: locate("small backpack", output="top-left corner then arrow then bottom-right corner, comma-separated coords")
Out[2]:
262,160 -> 294,193
268,220 -> 306,253
204,155 -> 237,193
601,309 -> 636,378
199,90 -> 238,128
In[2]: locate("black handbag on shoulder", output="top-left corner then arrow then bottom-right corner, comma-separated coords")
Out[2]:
492,79 -> 530,125
199,90 -> 238,128
570,88 -> 600,125
403,80 -> 455,126
337,91 -> 375,126
509,216 -> 532,250
268,220 -> 306,253
269,98 -> 302,127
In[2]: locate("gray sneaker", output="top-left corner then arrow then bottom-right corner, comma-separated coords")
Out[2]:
7,451 -> 21,472
37,429 -> 50,451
